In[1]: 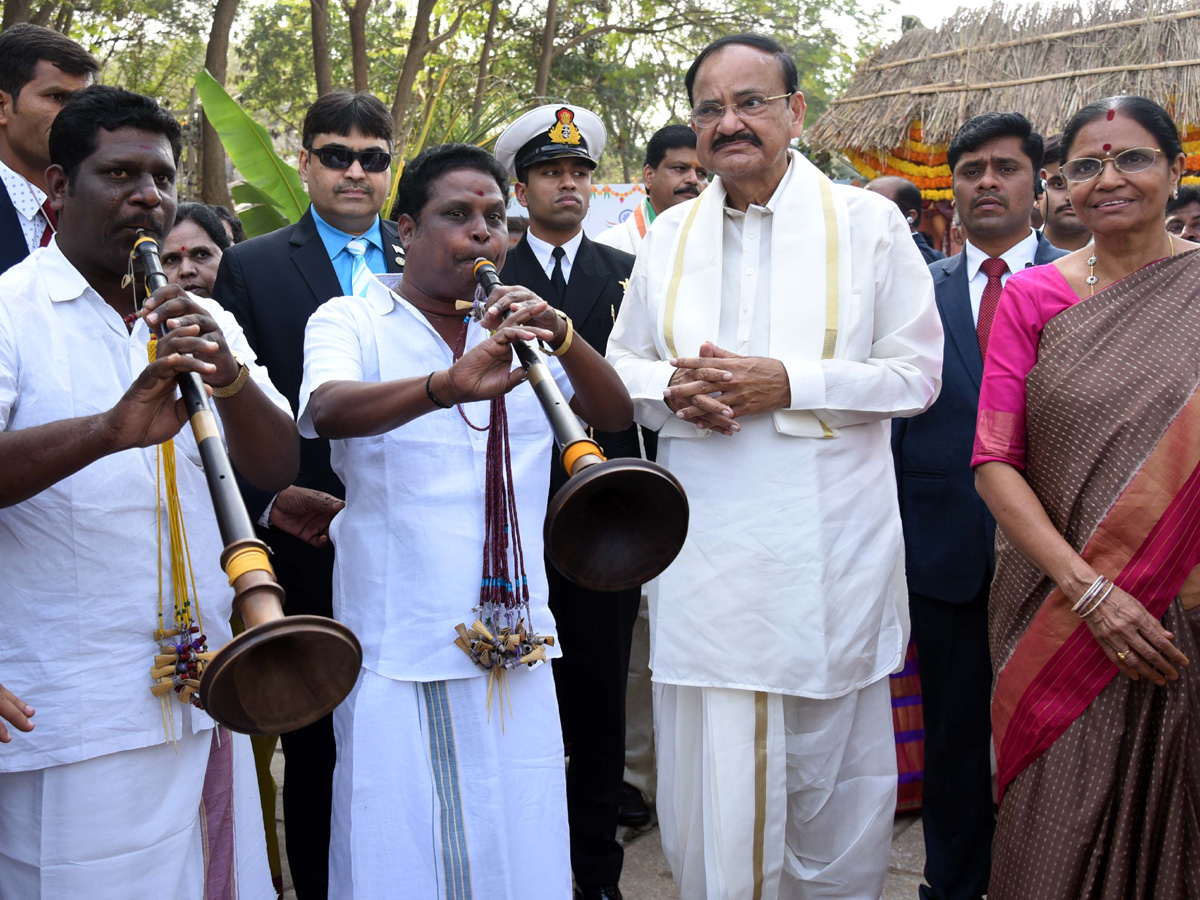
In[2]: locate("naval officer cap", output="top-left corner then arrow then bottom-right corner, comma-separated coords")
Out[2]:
495,104 -> 607,180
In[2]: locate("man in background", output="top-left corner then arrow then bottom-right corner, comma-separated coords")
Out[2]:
213,90 -> 403,900
596,123 -> 707,254
867,174 -> 945,263
1037,133 -> 1091,251
0,23 -> 96,275
1167,185 -> 1200,242
893,112 -> 1065,900
497,104 -> 643,900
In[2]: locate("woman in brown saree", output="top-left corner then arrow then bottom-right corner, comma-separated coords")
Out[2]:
974,95 -> 1200,898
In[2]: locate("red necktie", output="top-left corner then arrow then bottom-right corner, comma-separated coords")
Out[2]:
39,199 -> 57,248
976,257 -> 1008,360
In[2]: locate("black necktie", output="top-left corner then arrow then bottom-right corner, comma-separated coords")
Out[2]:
550,246 -> 567,303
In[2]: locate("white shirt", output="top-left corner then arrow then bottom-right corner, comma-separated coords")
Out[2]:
0,157 -> 51,254
297,278 -> 575,682
608,183 -> 941,699
0,241 -> 290,773
525,228 -> 584,282
964,229 -> 1039,325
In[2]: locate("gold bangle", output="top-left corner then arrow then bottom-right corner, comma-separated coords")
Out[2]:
212,357 -> 250,398
546,311 -> 574,357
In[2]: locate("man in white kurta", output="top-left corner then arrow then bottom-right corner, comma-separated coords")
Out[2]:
297,143 -> 635,900
607,36 -> 942,900
0,87 -> 293,900
596,123 -> 709,256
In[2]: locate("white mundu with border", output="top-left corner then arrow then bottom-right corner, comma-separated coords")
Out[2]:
607,150 -> 942,899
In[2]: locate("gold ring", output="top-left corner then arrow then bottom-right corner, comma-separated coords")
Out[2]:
1117,650 -> 1131,661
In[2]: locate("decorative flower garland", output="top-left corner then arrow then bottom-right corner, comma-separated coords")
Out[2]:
842,119 -> 1200,200
591,184 -> 647,201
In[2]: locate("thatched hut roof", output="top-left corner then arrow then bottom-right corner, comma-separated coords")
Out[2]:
809,0 -> 1200,197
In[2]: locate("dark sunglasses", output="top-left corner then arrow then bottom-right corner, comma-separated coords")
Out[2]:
309,145 -> 393,173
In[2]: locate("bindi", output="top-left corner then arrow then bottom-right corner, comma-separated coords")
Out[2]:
1106,109 -> 1116,121
1103,144 -> 1112,153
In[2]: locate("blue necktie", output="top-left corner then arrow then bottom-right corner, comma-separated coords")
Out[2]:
346,239 -> 372,297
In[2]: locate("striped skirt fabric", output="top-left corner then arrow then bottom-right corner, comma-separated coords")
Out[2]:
889,638 -> 925,812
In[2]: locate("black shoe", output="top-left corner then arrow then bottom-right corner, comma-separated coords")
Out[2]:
617,781 -> 652,828
574,886 -> 623,900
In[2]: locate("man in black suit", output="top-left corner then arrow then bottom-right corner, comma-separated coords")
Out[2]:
211,90 -> 401,900
0,24 -> 96,275
495,105 -> 640,900
892,112 -> 1066,900
867,174 -> 946,263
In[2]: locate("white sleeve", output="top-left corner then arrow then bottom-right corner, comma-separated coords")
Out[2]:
780,204 -> 943,427
605,250 -> 678,432
296,298 -> 366,438
0,305 -> 17,432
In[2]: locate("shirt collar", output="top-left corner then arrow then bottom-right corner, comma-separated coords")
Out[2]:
525,227 -> 584,271
310,205 -> 384,258
722,151 -> 796,218
643,196 -> 657,224
0,156 -> 47,219
964,229 -> 1039,280
41,240 -> 94,304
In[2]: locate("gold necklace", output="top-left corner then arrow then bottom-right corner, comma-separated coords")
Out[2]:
1087,234 -> 1175,296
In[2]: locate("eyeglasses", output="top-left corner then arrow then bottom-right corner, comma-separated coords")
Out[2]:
689,93 -> 792,129
308,145 -> 393,173
1061,147 -> 1163,183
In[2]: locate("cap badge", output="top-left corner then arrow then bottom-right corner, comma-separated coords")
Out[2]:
548,107 -> 582,147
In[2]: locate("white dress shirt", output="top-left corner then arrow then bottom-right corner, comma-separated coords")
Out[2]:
525,228 -> 584,282
608,183 -> 942,699
0,241 -> 291,773
963,229 -> 1040,325
297,278 -> 575,682
0,157 -> 51,254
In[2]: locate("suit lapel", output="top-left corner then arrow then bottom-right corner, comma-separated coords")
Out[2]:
290,207 -> 342,308
939,254 -> 984,390
562,235 -> 607,323
507,236 -> 557,299
1033,233 -> 1062,266
0,177 -> 29,273
382,219 -> 404,273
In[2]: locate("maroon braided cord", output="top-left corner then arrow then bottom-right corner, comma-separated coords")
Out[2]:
450,319 -> 529,620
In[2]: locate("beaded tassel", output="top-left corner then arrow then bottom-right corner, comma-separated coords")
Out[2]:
449,318 -> 552,719
144,336 -> 210,739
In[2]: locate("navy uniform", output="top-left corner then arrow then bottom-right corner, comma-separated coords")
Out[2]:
496,106 -> 644,900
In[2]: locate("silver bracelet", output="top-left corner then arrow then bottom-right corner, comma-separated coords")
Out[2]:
1079,581 -> 1116,619
1071,575 -> 1108,614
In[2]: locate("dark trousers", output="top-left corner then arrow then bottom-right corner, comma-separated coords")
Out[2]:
547,560 -> 641,890
264,527 -> 337,900
910,587 -> 995,900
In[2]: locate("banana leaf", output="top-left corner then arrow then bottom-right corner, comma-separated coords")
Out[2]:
196,69 -> 308,223
237,202 -> 289,239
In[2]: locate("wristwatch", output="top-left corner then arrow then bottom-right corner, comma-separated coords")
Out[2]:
212,355 -> 250,398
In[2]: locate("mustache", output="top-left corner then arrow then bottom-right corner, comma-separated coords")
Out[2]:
1055,203 -> 1075,214
710,131 -> 762,153
971,193 -> 1009,210
674,184 -> 700,197
336,180 -> 374,195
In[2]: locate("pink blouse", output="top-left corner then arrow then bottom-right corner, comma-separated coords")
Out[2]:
971,264 -> 1083,469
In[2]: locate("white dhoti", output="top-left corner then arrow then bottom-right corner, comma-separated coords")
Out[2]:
655,677 -> 896,900
329,666 -> 571,900
0,727 -> 273,900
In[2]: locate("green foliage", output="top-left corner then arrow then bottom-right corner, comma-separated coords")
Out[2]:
196,68 -> 309,234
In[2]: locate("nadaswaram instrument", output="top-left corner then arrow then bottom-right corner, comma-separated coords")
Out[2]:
132,232 -> 361,736
473,258 -> 689,592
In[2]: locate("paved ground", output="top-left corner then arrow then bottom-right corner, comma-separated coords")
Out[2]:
271,747 -> 927,899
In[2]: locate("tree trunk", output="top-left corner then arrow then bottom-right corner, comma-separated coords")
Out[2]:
389,0 -> 436,140
200,0 -> 238,210
1,0 -> 33,29
30,0 -> 56,27
54,1 -> 70,34
341,0 -> 372,92
471,0 -> 500,117
534,0 -> 558,97
310,0 -> 333,97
